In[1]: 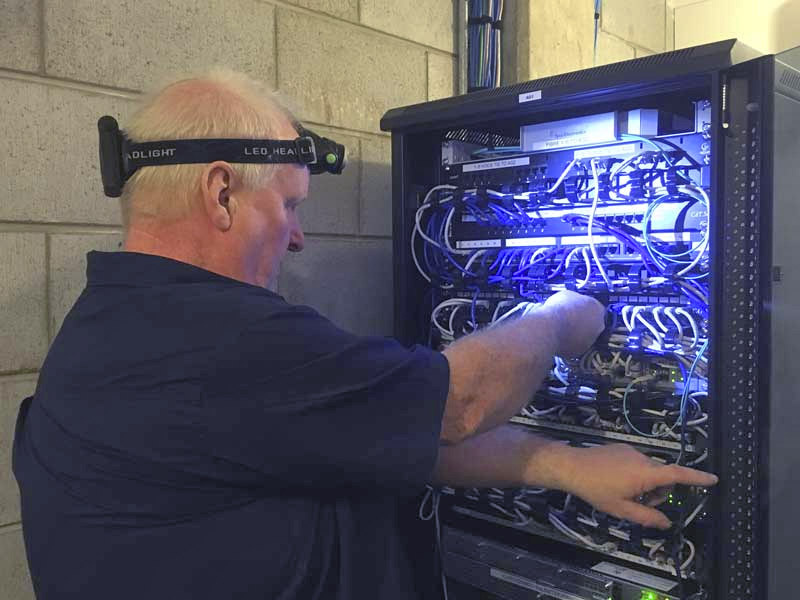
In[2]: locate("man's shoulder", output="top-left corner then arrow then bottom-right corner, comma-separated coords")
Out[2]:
219,285 -> 320,324
204,285 -> 337,350
217,283 -> 288,312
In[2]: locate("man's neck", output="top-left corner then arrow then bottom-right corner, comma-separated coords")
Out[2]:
123,223 -> 252,285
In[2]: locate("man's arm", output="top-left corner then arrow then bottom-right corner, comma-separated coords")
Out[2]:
431,425 -> 718,529
439,290 -> 605,444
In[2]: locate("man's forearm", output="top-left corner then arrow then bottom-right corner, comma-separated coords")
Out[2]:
440,307 -> 559,442
431,424 -> 579,489
430,424 -> 720,530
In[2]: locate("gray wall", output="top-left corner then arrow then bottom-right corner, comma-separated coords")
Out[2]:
0,1 -> 457,597
503,0 -> 672,84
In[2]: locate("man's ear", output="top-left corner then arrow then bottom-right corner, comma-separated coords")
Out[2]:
201,161 -> 237,232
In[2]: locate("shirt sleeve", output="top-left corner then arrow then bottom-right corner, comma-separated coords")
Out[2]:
207,303 -> 450,492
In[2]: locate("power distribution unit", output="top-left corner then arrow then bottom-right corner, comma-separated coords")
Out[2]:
381,40 -> 800,600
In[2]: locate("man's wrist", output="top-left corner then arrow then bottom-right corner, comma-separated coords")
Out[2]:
522,437 -> 584,492
520,304 -> 562,358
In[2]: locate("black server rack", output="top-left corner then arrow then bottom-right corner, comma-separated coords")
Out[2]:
381,40 -> 800,600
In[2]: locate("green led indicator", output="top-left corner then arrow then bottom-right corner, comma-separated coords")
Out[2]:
325,153 -> 337,164
641,591 -> 658,600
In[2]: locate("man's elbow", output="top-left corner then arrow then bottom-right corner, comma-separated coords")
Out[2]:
439,355 -> 488,444
439,401 -> 483,445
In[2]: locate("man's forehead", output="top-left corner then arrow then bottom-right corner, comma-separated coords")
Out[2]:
276,161 -> 310,195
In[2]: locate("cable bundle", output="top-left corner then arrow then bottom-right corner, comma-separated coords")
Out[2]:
467,0 -> 503,91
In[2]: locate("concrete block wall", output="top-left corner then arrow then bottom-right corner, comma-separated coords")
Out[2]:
671,0 -> 800,55
507,0 -> 673,83
0,1 -> 457,596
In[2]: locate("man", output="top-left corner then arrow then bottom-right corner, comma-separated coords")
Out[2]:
13,69 -> 716,599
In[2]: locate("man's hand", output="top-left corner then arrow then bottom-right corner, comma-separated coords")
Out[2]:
560,444 -> 718,529
539,291 -> 606,357
433,426 -> 718,531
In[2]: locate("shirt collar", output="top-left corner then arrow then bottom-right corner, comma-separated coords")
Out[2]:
86,251 -> 266,289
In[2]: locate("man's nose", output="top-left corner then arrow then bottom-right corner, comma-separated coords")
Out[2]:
288,224 -> 305,252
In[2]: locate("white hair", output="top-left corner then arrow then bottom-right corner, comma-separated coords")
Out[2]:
121,68 -> 296,227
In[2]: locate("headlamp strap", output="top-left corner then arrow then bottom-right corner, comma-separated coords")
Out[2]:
122,136 -> 318,175
97,115 -> 345,198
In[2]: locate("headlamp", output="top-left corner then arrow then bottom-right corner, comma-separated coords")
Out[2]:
97,115 -> 346,198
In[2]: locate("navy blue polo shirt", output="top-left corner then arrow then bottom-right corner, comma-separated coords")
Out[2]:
13,251 -> 449,600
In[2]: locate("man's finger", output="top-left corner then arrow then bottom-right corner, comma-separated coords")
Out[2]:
612,501 -> 672,530
642,487 -> 670,507
650,464 -> 718,488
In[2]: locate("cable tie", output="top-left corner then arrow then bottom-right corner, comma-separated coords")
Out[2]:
467,16 -> 503,29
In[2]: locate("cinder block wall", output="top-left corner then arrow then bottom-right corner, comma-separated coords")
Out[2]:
673,0 -> 800,55
0,1 -> 456,597
504,0 -> 672,84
